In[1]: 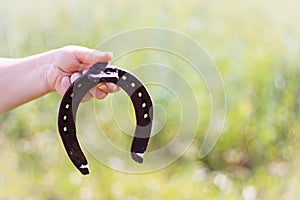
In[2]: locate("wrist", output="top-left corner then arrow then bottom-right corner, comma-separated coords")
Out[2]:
20,48 -> 60,94
36,48 -> 62,93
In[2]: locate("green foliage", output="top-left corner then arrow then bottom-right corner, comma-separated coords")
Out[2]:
0,0 -> 300,199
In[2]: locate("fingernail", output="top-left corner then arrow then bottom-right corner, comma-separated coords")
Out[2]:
98,83 -> 107,90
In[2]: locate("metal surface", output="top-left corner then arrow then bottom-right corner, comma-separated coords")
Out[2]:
58,62 -> 153,175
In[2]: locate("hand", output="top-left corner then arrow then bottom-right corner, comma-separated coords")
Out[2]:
46,45 -> 119,101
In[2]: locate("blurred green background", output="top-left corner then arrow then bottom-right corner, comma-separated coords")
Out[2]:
0,0 -> 300,199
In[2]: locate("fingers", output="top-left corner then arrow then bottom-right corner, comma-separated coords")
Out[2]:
89,87 -> 108,100
82,69 -> 120,99
70,72 -> 82,83
58,76 -> 71,96
58,71 -> 119,101
56,46 -> 118,101
81,93 -> 93,102
89,82 -> 120,100
98,82 -> 120,93
72,46 -> 113,65
70,72 -> 93,101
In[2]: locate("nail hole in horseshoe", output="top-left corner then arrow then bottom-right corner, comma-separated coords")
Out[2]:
65,104 -> 70,109
63,127 -> 68,132
138,92 -> 142,97
63,115 -> 67,120
142,102 -> 146,108
144,113 -> 149,119
131,82 -> 136,87
122,76 -> 127,80
78,83 -> 82,88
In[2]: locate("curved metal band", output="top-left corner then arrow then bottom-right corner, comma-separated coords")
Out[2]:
58,62 -> 153,175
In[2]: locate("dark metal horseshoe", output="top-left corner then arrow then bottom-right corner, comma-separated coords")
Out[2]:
58,62 -> 153,175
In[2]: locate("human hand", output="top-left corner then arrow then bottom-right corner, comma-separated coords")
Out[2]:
46,45 -> 119,101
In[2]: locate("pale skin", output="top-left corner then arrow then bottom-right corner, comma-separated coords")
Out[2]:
0,45 -> 119,113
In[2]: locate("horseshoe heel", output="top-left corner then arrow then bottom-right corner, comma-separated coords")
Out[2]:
58,62 -> 153,175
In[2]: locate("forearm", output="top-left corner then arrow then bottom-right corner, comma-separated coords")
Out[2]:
0,51 -> 55,113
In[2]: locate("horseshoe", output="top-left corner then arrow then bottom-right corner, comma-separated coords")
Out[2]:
58,62 -> 153,175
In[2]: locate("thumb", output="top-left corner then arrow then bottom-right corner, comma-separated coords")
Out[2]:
72,46 -> 113,65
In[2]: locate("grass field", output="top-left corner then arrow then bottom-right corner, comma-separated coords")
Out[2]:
0,0 -> 300,199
